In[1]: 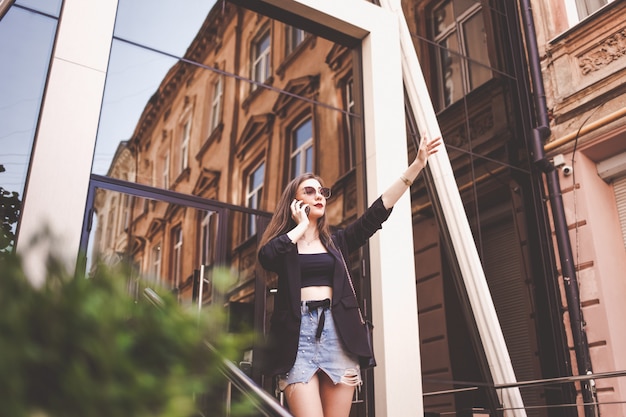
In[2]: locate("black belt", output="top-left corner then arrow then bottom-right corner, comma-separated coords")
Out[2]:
305,298 -> 331,340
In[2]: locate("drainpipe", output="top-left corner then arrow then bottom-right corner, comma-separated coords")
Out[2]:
518,1 -> 598,415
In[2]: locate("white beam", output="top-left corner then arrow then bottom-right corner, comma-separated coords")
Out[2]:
358,8 -> 424,417
379,0 -> 528,415
17,0 -> 118,284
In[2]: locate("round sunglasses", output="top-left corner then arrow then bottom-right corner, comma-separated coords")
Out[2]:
301,186 -> 331,199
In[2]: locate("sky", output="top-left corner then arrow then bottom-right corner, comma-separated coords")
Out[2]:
0,1 -> 217,192
94,0 -> 217,174
0,6 -> 57,192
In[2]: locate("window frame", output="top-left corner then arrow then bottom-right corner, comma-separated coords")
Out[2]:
285,24 -> 306,56
200,210 -> 215,266
105,202 -> 115,248
163,150 -> 170,189
565,0 -> 612,26
170,225 -> 183,288
431,0 -> 490,109
209,75 -> 223,132
289,116 -> 313,179
251,27 -> 271,90
344,76 -> 356,170
245,160 -> 265,238
119,193 -> 131,233
180,118 -> 191,172
151,242 -> 162,285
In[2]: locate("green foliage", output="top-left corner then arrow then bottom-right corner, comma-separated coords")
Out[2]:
0,164 -> 22,254
0,241 -> 257,417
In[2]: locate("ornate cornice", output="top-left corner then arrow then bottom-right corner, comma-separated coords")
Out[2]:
578,29 -> 626,75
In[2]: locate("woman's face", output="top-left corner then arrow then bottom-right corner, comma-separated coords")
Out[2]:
295,178 -> 330,220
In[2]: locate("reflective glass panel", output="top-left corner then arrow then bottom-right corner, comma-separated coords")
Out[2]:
92,2 -> 368,407
0,6 -> 57,252
406,0 -> 553,414
95,0 -> 359,202
86,188 -> 221,306
438,36 -> 463,106
113,0 -> 210,56
463,9 -> 490,91
15,0 -> 62,17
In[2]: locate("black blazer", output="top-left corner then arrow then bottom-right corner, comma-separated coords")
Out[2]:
258,196 -> 392,376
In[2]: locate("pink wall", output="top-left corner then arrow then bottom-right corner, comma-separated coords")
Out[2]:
559,149 -> 626,415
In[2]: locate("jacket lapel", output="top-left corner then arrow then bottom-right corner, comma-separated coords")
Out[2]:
328,243 -> 346,308
287,248 -> 302,318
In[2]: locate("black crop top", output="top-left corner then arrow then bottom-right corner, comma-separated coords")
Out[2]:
299,253 -> 335,288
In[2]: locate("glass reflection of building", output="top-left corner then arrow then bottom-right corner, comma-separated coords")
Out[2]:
92,3 -> 359,305
5,0 -> 626,416
406,1 -> 553,414
94,1 -> 550,415
0,0 -> 61,253
86,3 -> 374,408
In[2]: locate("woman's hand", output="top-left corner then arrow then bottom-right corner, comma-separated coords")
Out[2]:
414,135 -> 442,169
290,199 -> 310,225
381,135 -> 443,209
286,199 -> 311,244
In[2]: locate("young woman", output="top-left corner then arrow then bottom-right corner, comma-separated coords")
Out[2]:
257,136 -> 441,417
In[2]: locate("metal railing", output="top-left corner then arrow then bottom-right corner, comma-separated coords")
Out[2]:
423,370 -> 626,416
143,287 -> 291,417
204,342 -> 292,417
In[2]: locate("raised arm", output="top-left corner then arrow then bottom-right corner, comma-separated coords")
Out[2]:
381,135 -> 441,209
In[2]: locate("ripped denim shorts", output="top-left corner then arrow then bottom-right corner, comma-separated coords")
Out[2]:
277,300 -> 361,391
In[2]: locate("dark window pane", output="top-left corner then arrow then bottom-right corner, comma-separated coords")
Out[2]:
438,39 -> 463,106
463,10 -> 490,91
433,0 -> 454,37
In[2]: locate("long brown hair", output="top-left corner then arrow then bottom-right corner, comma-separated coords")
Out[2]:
258,173 -> 333,250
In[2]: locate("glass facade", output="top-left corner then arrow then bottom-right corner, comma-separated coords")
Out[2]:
11,0 -> 622,415
404,1 -> 573,416
0,1 -> 60,253
88,1 -> 571,415
88,1 -> 374,413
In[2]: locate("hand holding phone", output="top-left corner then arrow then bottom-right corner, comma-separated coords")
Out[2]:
291,199 -> 310,222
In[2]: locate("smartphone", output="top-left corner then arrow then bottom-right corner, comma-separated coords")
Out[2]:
305,206 -> 310,215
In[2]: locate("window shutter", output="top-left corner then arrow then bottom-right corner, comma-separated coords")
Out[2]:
614,175 -> 626,249
482,219 -> 544,413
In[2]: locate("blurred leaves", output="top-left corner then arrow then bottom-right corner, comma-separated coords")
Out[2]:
0,164 -> 21,254
0,237 -> 256,417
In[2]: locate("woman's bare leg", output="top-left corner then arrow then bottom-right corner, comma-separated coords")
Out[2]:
318,372 -> 356,417
285,373 -> 324,417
